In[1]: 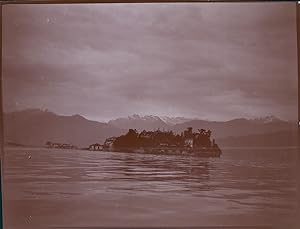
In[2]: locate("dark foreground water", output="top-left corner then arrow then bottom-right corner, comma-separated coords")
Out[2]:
3,147 -> 298,228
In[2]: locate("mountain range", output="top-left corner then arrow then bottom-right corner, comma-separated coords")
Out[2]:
108,114 -> 192,131
4,109 -> 123,148
3,109 -> 298,148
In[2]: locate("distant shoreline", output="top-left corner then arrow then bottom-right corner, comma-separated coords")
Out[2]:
4,144 -> 299,151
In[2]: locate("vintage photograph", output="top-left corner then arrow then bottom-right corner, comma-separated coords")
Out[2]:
2,2 -> 298,228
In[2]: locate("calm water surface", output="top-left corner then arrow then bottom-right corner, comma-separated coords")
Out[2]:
3,147 -> 298,228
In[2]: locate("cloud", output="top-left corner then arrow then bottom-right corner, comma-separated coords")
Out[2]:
2,3 -> 297,121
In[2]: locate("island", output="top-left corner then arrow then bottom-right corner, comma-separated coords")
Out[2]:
103,127 -> 222,157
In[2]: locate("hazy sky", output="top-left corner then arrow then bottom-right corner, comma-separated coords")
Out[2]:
2,2 -> 298,122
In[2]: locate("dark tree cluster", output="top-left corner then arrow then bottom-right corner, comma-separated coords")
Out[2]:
113,127 -> 216,148
193,129 -> 212,147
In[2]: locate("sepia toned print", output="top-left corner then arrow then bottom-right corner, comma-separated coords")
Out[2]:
2,2 -> 298,228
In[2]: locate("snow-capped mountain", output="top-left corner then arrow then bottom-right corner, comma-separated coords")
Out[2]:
251,115 -> 283,124
108,114 -> 293,135
159,116 -> 193,125
108,114 -> 193,131
108,114 -> 170,131
3,110 -> 296,147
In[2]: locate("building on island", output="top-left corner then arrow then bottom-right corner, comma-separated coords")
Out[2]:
103,137 -> 117,149
45,141 -> 77,149
89,143 -> 103,151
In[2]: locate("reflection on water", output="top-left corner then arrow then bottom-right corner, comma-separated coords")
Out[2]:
3,147 -> 298,228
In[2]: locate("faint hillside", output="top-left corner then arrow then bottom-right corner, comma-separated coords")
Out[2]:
3,109 -> 297,148
171,116 -> 295,139
217,130 -> 298,147
4,109 -> 125,148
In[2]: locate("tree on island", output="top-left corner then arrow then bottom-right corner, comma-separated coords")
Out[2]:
112,127 -> 215,148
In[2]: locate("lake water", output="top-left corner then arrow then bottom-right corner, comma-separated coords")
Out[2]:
3,147 -> 298,228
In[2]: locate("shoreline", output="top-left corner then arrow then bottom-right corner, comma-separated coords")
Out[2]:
4,145 -> 299,151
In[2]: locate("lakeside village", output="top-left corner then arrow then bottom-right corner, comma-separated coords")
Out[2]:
46,127 -> 222,157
